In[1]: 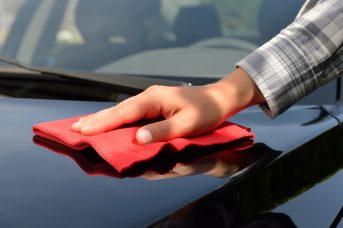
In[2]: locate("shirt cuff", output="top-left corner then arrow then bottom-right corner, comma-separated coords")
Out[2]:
236,34 -> 320,118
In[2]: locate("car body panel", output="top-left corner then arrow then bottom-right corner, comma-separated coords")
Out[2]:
1,0 -> 342,226
153,114 -> 343,227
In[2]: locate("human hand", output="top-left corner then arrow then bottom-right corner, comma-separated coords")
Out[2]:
71,68 -> 264,145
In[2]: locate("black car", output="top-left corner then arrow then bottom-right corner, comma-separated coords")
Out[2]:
0,0 -> 342,227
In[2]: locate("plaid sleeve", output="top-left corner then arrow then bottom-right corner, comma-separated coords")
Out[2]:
236,0 -> 343,118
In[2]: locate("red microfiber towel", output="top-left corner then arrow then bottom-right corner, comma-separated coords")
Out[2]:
32,116 -> 254,173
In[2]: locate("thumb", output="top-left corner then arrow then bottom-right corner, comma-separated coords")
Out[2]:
136,115 -> 191,145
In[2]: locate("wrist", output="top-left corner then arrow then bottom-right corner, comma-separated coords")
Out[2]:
208,68 -> 265,117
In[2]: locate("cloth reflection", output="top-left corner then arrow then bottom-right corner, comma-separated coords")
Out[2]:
33,136 -> 278,180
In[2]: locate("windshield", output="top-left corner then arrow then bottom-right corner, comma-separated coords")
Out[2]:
0,0 -> 303,78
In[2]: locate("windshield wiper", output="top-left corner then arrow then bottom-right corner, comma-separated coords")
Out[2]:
0,56 -> 188,94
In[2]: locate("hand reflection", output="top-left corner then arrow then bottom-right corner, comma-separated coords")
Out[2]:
33,135 -> 275,180
142,149 -> 254,180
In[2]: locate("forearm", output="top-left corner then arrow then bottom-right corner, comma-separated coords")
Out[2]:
237,0 -> 343,118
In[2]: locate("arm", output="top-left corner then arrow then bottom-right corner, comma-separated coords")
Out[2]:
72,0 -> 343,144
71,68 -> 264,144
237,0 -> 343,117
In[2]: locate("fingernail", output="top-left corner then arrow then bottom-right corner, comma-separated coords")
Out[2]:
137,128 -> 153,144
72,118 -> 85,127
72,122 -> 81,128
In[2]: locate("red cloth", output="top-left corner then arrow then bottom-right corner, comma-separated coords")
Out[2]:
32,116 -> 254,173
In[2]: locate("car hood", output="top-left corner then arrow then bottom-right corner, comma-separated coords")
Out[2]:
0,98 -> 341,227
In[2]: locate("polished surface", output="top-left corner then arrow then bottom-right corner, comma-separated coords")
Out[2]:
0,98 -> 342,227
152,125 -> 343,227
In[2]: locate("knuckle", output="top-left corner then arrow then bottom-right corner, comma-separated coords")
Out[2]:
115,104 -> 126,121
146,85 -> 165,94
179,120 -> 195,134
115,104 -> 136,125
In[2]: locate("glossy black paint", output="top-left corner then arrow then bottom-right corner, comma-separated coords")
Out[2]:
154,105 -> 343,227
0,99 -> 220,227
0,98 -> 342,227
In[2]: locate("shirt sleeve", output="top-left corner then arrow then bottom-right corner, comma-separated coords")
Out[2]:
236,0 -> 343,118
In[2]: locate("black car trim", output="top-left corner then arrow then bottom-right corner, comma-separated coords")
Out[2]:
0,56 -> 187,94
330,206 -> 343,228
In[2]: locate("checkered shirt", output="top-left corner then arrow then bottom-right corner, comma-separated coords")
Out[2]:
237,0 -> 343,118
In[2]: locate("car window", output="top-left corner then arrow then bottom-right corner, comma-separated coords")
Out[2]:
52,0 -> 265,72
0,0 -> 23,52
50,0 -> 169,71
201,0 -> 262,40
1,0 -> 334,106
1,0 -> 303,77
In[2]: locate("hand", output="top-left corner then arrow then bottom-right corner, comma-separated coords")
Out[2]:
71,68 -> 265,145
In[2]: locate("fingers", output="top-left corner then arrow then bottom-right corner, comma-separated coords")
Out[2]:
136,112 -> 193,145
142,171 -> 179,180
71,94 -> 158,135
69,84 -> 227,145
71,117 -> 86,130
71,108 -> 111,131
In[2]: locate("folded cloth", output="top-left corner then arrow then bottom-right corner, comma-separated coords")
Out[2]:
32,116 -> 254,173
